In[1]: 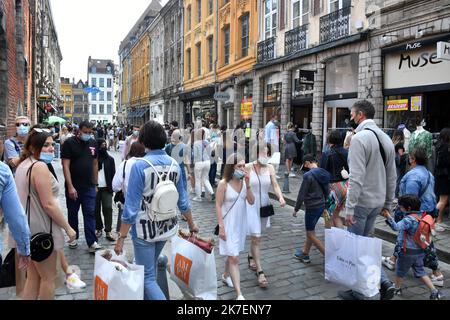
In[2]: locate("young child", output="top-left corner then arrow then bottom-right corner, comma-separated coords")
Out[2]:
293,154 -> 331,263
383,194 -> 442,300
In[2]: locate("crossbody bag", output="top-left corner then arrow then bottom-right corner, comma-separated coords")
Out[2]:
253,164 -> 275,218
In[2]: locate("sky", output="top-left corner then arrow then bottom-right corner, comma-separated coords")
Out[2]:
50,0 -> 169,82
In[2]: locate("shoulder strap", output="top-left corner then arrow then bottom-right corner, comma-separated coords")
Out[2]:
419,172 -> 431,199
253,164 -> 262,207
364,128 -> 387,166
222,183 -> 243,221
138,158 -> 176,182
26,161 -> 52,234
123,160 -> 127,179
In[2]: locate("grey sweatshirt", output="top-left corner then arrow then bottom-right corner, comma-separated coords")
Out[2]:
345,120 -> 397,216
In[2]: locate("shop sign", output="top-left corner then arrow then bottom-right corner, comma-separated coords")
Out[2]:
241,98 -> 253,118
437,41 -> 450,61
411,96 -> 422,112
385,44 -> 450,89
386,99 -> 409,112
293,70 -> 315,98
214,92 -> 230,102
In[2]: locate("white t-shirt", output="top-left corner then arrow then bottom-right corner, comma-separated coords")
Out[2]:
108,130 -> 114,140
98,167 -> 107,188
112,157 -> 139,197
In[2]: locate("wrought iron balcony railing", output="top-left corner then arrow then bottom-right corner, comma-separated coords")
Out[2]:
320,6 -> 351,44
257,37 -> 276,63
285,24 -> 308,55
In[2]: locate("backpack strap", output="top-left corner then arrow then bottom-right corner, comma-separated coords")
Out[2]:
138,158 -> 176,182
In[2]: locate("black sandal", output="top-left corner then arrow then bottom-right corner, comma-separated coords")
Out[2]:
256,271 -> 268,288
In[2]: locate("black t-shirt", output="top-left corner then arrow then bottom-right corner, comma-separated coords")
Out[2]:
61,136 -> 98,189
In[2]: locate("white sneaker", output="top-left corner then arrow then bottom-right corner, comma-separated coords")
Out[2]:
435,223 -> 445,232
222,274 -> 234,288
89,241 -> 103,253
236,294 -> 245,300
66,273 -> 86,291
289,173 -> 296,178
68,240 -> 78,249
192,196 -> 203,202
382,256 -> 395,270
430,274 -> 444,287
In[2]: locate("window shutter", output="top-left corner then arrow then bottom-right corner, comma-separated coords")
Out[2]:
313,0 -> 321,16
280,0 -> 285,30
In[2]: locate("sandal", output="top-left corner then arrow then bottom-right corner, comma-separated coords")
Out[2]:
247,255 -> 257,271
256,271 -> 268,289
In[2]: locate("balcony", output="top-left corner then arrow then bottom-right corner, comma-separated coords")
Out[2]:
320,6 -> 351,44
285,24 -> 308,55
257,37 -> 276,63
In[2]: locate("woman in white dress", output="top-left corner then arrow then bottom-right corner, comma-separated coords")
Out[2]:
215,154 -> 255,300
246,142 -> 285,288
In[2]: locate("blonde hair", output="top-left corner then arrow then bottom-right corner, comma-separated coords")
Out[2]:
15,116 -> 30,123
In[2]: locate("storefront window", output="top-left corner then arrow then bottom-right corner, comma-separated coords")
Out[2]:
265,82 -> 282,102
293,69 -> 314,99
325,54 -> 358,96
384,95 -> 423,131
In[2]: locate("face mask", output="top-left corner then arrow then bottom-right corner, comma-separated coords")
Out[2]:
349,118 -> 358,130
258,157 -> 269,166
133,131 -> 139,137
17,125 -> 29,137
80,133 -> 91,142
233,170 -> 245,180
39,152 -> 54,164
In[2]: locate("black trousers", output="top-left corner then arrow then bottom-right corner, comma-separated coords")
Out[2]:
95,188 -> 113,233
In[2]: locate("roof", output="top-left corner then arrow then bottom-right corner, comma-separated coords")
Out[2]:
88,57 -> 115,74
118,0 -> 162,54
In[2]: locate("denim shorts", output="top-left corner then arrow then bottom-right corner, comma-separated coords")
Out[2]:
396,252 -> 426,278
304,207 -> 325,231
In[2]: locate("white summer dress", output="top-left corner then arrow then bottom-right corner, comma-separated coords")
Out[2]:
246,165 -> 271,236
219,183 -> 248,257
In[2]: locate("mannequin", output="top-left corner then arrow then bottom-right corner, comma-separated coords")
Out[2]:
408,119 -> 433,166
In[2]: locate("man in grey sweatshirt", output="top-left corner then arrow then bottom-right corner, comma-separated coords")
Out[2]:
339,100 -> 397,300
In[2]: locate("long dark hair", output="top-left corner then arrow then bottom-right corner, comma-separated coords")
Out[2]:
439,128 -> 450,144
127,142 -> 146,159
19,126 -> 52,164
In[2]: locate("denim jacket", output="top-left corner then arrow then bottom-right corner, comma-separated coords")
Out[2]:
399,165 -> 436,213
386,214 -> 421,251
122,150 -> 191,242
0,162 -> 30,256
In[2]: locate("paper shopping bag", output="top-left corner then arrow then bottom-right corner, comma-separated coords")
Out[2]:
170,234 -> 217,300
94,250 -> 144,300
325,227 -> 382,297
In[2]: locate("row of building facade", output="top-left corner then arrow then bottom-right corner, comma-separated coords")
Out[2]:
0,0 -> 62,139
119,0 -> 450,150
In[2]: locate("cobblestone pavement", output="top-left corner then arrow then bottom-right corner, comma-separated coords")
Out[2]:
1,153 -> 449,300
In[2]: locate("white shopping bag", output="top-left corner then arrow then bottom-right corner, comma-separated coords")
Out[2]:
325,227 -> 382,297
94,250 -> 144,300
170,234 -> 217,300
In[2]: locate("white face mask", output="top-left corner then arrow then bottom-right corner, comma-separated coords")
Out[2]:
258,156 -> 269,166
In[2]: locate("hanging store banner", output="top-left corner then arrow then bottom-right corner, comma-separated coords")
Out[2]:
410,96 -> 422,112
386,99 -> 409,112
241,98 -> 253,118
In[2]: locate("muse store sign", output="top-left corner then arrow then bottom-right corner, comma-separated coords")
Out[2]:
384,40 -> 450,90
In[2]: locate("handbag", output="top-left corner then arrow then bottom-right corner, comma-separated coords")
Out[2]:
27,161 -> 54,263
214,184 -> 243,235
0,249 -> 16,288
254,164 -> 274,218
114,160 -> 127,204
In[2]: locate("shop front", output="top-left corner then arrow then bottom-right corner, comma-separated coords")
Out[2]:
291,68 -> 314,129
263,73 -> 282,125
240,81 -> 253,130
179,86 -> 216,126
323,53 -> 359,146
383,33 -> 450,134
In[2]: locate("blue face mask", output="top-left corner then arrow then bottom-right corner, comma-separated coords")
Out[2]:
233,170 -> 245,180
80,133 -> 91,142
17,125 -> 29,137
40,152 -> 54,164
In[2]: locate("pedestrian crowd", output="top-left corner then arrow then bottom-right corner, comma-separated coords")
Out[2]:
0,99 -> 448,300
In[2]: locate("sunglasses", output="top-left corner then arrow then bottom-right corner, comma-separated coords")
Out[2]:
43,142 -> 56,147
33,128 -> 52,133
16,123 -> 30,127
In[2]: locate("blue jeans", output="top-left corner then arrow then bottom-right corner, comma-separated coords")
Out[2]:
347,206 -> 391,296
66,186 -> 97,247
133,238 -> 167,300
209,162 -> 217,186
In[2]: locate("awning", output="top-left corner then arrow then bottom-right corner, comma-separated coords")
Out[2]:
127,109 -> 137,118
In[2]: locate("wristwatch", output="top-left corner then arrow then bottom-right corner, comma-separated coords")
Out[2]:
117,232 -> 127,240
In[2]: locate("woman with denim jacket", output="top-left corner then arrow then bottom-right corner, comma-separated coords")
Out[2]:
15,128 -> 76,299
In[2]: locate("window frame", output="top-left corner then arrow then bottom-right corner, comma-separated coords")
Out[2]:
223,25 -> 230,65
241,14 -> 250,58
196,42 -> 201,76
264,0 -> 278,40
187,48 -> 192,79
208,36 -> 214,72
197,0 -> 202,23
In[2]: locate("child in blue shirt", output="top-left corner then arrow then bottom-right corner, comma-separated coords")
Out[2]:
382,194 -> 441,300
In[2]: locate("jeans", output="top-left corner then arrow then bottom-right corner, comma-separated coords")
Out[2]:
347,206 -> 391,296
194,160 -> 214,197
133,238 -> 167,300
209,162 -> 217,186
66,186 -> 97,247
95,188 -> 113,233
